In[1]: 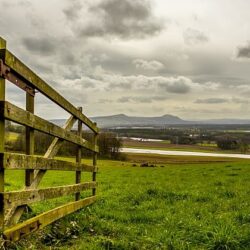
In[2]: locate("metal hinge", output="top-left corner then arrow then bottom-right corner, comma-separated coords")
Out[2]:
0,59 -> 35,96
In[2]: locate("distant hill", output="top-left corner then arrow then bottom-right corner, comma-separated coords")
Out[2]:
202,119 -> 250,125
51,114 -> 187,129
50,114 -> 250,129
90,114 -> 188,128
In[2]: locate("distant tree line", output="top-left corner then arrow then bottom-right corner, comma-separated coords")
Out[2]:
170,136 -> 200,145
6,123 -> 125,160
6,122 -> 250,154
215,135 -> 249,153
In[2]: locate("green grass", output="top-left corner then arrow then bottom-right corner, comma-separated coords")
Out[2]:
197,143 -> 217,147
157,140 -> 171,144
126,153 -> 242,164
6,132 -> 19,142
6,156 -> 250,249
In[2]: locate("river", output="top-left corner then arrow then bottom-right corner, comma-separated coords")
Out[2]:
121,147 -> 250,159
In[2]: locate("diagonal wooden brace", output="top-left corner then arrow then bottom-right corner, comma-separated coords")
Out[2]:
31,115 -> 77,189
5,115 -> 77,226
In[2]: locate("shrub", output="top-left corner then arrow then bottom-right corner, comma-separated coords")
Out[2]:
216,136 -> 239,150
170,136 -> 198,145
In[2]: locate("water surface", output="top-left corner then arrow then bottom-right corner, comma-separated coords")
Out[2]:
121,147 -> 250,159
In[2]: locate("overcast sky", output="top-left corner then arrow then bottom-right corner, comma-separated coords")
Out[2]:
1,0 -> 250,120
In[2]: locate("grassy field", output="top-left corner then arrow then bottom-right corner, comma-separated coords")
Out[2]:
5,154 -> 250,249
125,153 -> 241,164
123,139 -> 222,153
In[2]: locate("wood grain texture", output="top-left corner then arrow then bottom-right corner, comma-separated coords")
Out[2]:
4,196 -> 96,242
3,182 -> 97,208
76,107 -> 82,201
92,132 -> 98,196
0,101 -> 98,152
1,152 -> 95,172
0,37 -> 6,230
25,93 -> 35,187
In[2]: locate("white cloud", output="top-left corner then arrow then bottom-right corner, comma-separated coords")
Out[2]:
133,59 -> 164,71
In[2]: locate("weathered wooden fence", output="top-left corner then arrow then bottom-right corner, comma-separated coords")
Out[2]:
0,37 -> 99,242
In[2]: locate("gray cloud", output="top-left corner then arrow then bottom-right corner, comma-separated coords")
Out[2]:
117,96 -> 153,103
236,42 -> 250,59
231,98 -> 250,104
195,98 -> 228,104
63,0 -> 82,21
158,77 -> 192,94
2,0 -> 250,119
117,95 -> 167,103
22,37 -> 57,55
65,0 -> 164,39
98,99 -> 113,104
192,76 -> 248,87
108,82 -> 133,90
117,96 -> 131,103
133,59 -> 164,71
102,74 -> 197,94
195,97 -> 250,105
30,61 -> 53,75
99,74 -> 199,94
2,0 -> 31,8
164,82 -> 190,94
183,28 -> 209,45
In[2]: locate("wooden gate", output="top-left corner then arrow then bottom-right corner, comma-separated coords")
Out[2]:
0,37 -> 99,242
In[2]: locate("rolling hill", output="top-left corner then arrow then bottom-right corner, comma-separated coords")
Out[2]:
50,114 -> 250,128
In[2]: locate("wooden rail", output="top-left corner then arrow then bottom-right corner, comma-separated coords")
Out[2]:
0,37 -> 99,242
0,49 -> 99,133
0,101 -> 98,152
0,153 -> 96,172
3,182 -> 97,209
4,196 -> 96,242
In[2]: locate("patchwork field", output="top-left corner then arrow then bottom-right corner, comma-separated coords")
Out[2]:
5,155 -> 250,249
123,138 -> 240,154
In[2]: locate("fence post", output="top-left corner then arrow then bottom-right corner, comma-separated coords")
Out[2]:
0,37 -> 6,231
92,125 -> 98,196
75,107 -> 82,201
25,91 -> 35,187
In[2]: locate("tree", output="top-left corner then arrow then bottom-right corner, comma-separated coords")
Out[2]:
239,140 -> 249,154
9,130 -> 124,160
216,135 -> 239,150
